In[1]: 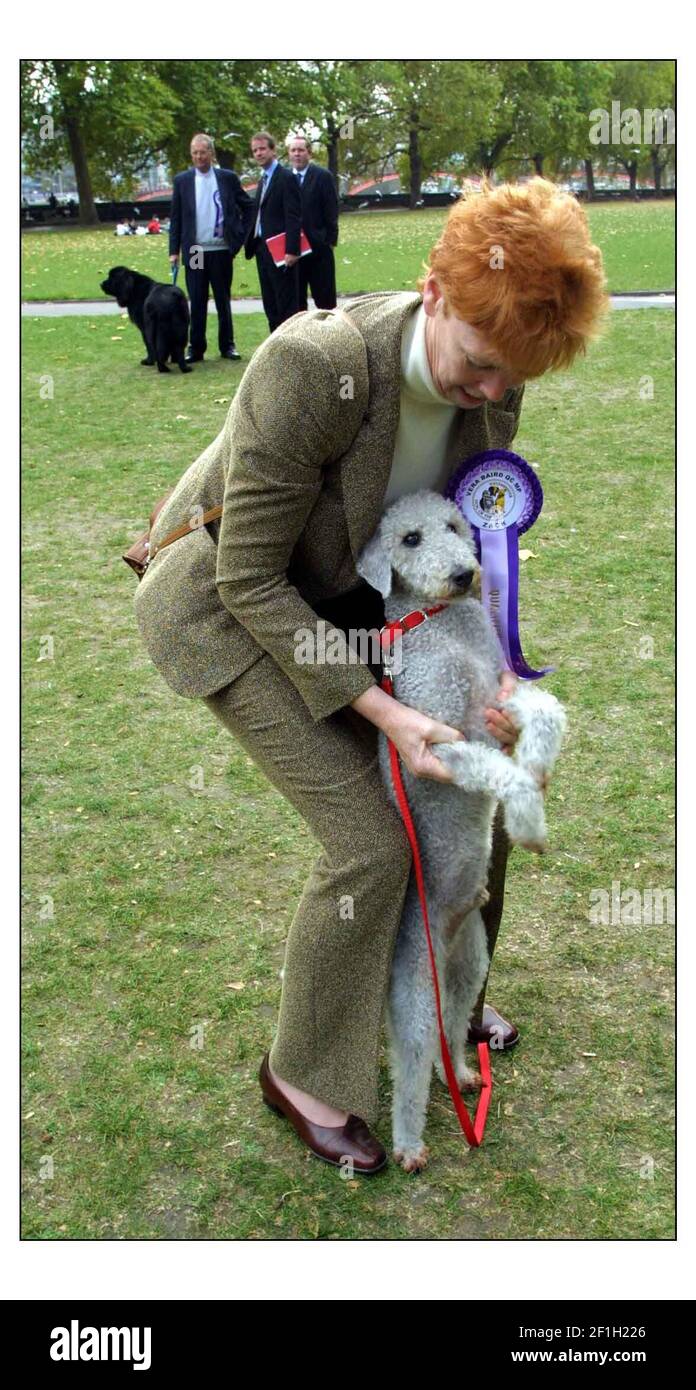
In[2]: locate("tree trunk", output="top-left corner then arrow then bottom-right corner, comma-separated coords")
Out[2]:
584,158 -> 595,198
532,152 -> 544,176
63,111 -> 98,225
326,120 -> 340,193
651,149 -> 662,193
408,112 -> 422,209
629,160 -> 637,196
477,132 -> 513,178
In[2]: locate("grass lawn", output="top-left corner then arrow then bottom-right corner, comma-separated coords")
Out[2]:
22,306 -> 674,1239
21,200 -> 675,302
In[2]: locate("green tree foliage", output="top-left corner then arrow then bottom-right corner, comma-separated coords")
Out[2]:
21,58 -> 676,221
386,60 -> 500,206
272,59 -> 388,189
601,60 -> 675,193
21,60 -> 180,221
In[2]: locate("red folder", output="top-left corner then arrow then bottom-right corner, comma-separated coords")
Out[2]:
265,230 -> 312,266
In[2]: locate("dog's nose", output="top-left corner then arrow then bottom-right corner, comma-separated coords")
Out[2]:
451,568 -> 475,591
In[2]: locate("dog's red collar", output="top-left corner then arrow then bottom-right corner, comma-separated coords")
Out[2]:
379,603 -> 448,653
379,604 -> 448,688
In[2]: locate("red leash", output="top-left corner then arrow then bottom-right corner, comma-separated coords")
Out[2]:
380,607 -> 492,1147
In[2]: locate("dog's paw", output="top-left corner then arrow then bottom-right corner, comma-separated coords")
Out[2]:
393,1142 -> 430,1173
434,1060 -> 483,1092
504,779 -> 547,850
458,1067 -> 483,1093
140,357 -> 155,366
459,885 -> 490,918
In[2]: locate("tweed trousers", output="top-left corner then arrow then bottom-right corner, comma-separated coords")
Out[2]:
202,653 -> 511,1128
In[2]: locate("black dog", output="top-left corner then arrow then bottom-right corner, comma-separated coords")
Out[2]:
100,266 -> 192,374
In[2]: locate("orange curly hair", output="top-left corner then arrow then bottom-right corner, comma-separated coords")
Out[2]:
419,177 -> 609,379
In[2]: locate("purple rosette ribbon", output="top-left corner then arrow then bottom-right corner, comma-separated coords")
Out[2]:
444,449 -> 553,680
213,188 -> 224,239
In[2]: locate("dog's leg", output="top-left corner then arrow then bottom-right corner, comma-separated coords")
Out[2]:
388,882 -> 440,1173
504,686 -> 567,782
155,329 -> 171,373
140,325 -> 155,366
175,349 -> 192,375
434,741 -> 548,851
435,908 -> 490,1089
140,330 -> 155,367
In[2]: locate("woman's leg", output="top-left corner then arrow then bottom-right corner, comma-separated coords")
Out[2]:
202,653 -> 412,1129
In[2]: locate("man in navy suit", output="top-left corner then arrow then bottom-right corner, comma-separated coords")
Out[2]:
287,135 -> 339,311
244,131 -> 302,335
169,133 -> 254,362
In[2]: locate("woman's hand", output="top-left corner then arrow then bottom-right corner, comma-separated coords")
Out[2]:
484,669 -> 520,757
383,703 -> 467,782
350,686 -> 464,783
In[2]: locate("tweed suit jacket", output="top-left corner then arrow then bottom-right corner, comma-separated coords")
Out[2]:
133,290 -> 525,719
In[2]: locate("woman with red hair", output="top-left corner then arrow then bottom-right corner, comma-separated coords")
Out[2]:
135,177 -> 608,1173
422,176 -> 608,383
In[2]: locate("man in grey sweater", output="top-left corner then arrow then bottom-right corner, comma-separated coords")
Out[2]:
169,133 -> 254,363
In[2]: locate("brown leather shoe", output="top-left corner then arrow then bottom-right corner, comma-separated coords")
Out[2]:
468,1004 -> 520,1050
258,1053 -> 388,1175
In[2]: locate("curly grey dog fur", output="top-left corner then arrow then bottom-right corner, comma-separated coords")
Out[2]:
357,490 -> 567,1172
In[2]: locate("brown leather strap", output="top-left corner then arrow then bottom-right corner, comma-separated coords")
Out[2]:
150,505 -> 224,559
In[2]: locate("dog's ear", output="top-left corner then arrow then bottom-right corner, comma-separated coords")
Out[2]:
115,270 -> 133,303
356,526 -> 392,597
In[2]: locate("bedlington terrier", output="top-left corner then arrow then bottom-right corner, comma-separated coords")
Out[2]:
356,490 -> 566,1173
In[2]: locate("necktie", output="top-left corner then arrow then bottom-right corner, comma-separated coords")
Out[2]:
255,170 -> 270,238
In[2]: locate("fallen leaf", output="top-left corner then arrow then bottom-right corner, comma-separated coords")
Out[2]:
519,549 -> 538,562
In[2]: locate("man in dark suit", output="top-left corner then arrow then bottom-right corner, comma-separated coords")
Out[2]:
169,133 -> 254,363
287,135 -> 339,311
244,131 -> 302,334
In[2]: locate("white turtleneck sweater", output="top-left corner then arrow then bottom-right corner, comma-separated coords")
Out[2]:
383,302 -> 459,507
